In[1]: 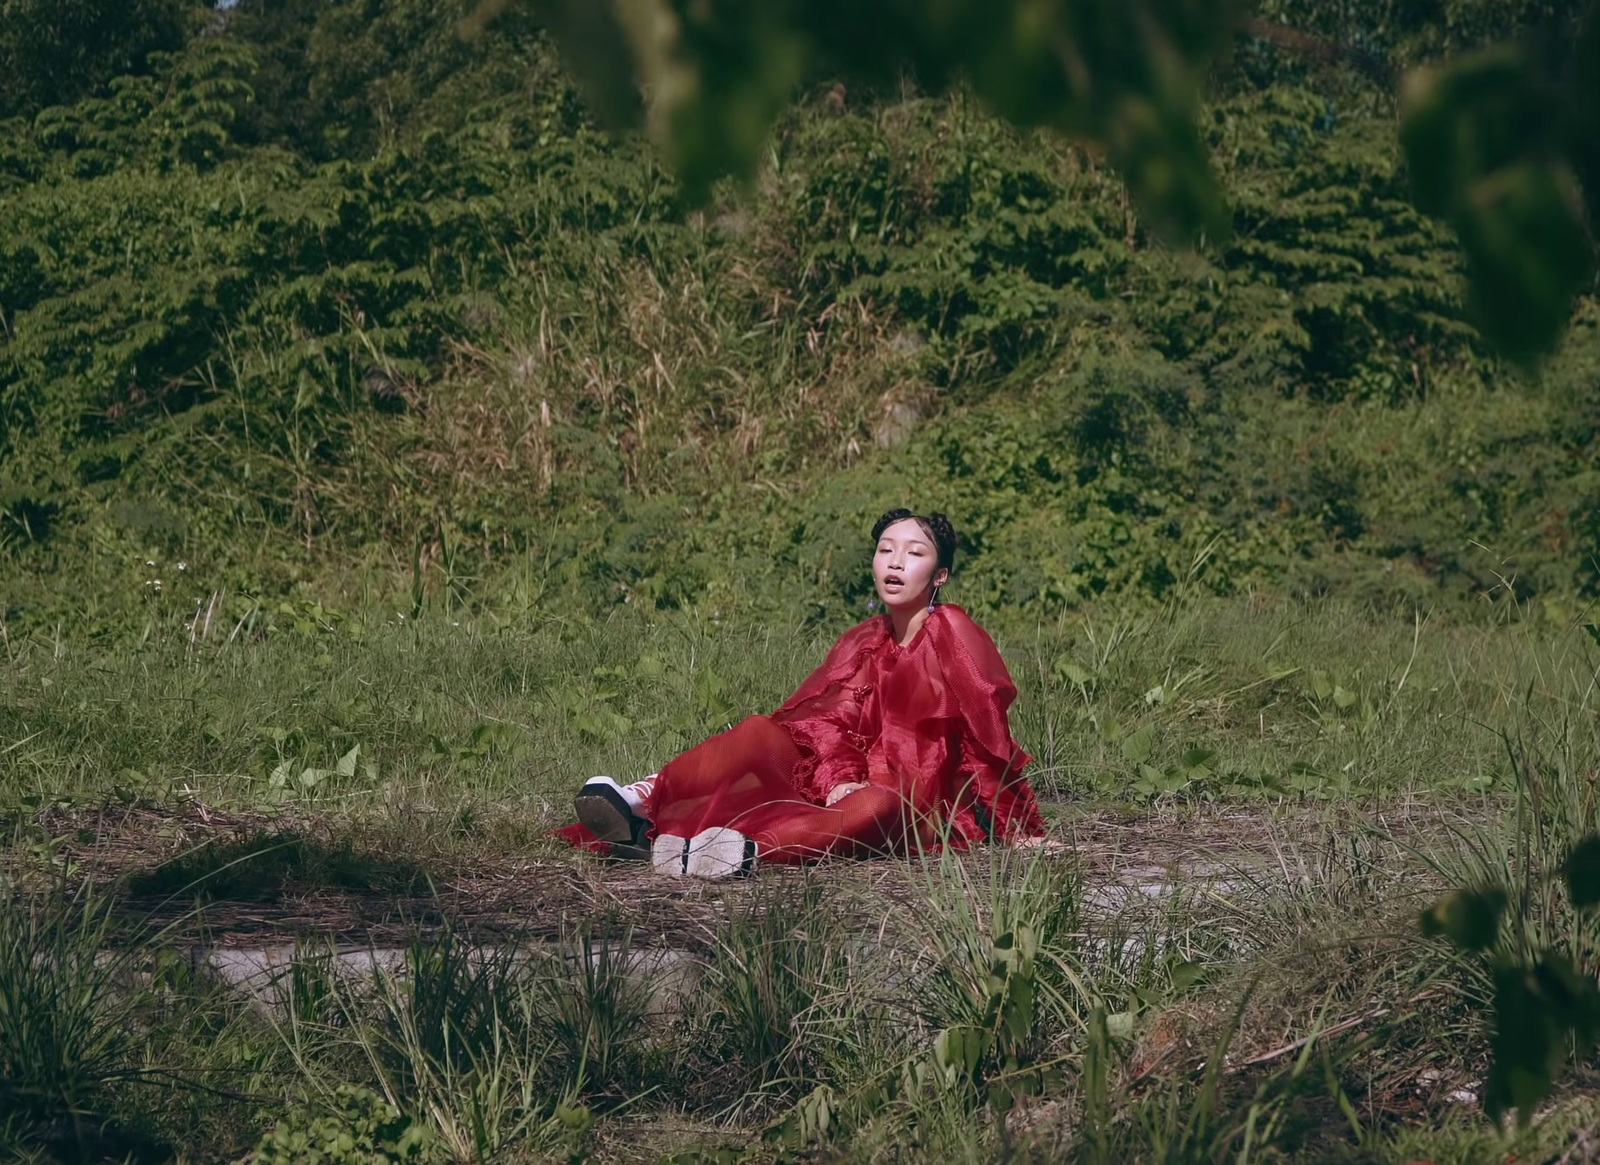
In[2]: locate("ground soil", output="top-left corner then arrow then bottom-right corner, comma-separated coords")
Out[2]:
9,795 -> 1465,948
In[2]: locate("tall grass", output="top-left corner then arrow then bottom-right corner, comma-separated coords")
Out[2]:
0,870 -> 283,1161
6,598 -> 1600,1159
0,593 -> 1574,829
0,879 -> 138,1153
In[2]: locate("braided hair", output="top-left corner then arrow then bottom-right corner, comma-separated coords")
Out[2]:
871,508 -> 958,572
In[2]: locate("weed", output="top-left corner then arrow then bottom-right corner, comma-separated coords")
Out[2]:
698,877 -> 854,1104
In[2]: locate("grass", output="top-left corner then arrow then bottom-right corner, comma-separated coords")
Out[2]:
3,593 -> 1600,1160
0,593 -> 1561,822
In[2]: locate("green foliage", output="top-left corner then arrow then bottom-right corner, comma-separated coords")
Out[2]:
248,1085 -> 431,1165
523,0 -> 1600,357
1424,859 -> 1600,1125
0,883 -> 133,1136
228,0 -> 557,158
1417,630 -> 1600,1126
702,880 -> 850,1095
0,0 -> 194,120
527,0 -> 1237,242
3,0 -> 1600,644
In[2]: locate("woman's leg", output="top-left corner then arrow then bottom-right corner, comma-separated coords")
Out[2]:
649,715 -> 807,840
648,718 -> 921,867
743,785 -> 917,865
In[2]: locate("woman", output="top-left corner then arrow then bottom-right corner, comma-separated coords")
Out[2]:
558,508 -> 1047,877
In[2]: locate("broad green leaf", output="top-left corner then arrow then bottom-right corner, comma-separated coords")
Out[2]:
1121,727 -> 1154,764
1053,657 -> 1092,687
335,744 -> 361,778
933,1024 -> 988,1084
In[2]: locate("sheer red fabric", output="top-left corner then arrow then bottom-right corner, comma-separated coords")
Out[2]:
555,604 -> 1045,862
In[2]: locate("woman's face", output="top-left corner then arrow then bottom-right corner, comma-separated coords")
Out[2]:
873,518 -> 949,612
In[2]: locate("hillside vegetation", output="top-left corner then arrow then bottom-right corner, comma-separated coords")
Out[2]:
2,0 -> 1598,642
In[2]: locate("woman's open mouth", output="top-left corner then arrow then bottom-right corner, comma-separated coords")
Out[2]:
882,574 -> 904,591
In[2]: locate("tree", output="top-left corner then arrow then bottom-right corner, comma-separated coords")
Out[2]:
0,0 -> 193,119
223,0 -> 554,157
489,0 -> 1598,362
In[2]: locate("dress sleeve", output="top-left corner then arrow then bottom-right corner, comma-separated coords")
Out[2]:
775,618 -> 885,716
771,619 -> 885,802
930,607 -> 1046,841
958,733 -> 1046,841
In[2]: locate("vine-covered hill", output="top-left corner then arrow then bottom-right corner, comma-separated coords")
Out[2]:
2,0 -> 1597,640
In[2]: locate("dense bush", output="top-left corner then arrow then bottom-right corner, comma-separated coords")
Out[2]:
1,4 -> 1597,641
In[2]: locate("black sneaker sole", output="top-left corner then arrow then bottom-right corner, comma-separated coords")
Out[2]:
575,782 -> 643,843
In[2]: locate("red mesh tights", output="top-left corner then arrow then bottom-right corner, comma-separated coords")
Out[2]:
648,715 -> 918,865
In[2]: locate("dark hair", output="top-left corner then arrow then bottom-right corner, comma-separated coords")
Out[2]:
871,507 -> 958,572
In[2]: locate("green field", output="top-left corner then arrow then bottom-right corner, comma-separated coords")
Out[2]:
7,595 -> 1600,1161
7,0 -> 1600,1158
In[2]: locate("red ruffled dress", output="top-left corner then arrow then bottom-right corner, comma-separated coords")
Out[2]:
557,604 -> 1046,863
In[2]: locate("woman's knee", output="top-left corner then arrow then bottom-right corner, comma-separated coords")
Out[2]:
839,785 -> 906,827
727,715 -> 799,758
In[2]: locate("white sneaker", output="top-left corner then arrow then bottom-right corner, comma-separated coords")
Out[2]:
575,775 -> 655,844
650,827 -> 757,878
686,827 -> 756,879
652,833 -> 691,876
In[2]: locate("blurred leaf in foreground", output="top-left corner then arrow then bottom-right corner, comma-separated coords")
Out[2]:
1400,35 -> 1597,364
1563,833 -> 1600,910
1485,951 -> 1600,1125
1420,886 -> 1506,951
514,0 -> 1238,241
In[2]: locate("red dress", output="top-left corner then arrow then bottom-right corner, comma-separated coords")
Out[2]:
558,604 -> 1046,863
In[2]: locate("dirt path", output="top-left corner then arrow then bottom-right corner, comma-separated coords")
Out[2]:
10,796 -> 1464,947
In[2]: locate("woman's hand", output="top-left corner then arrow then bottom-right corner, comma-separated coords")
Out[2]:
826,782 -> 867,807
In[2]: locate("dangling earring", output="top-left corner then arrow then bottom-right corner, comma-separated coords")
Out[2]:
929,585 -> 941,610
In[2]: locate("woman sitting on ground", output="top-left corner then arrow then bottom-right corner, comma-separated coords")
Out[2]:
558,508 -> 1048,877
